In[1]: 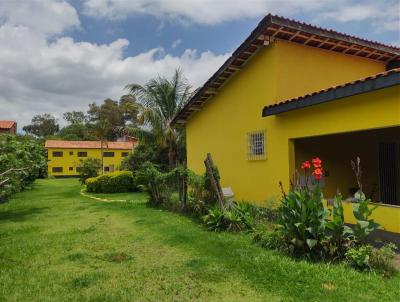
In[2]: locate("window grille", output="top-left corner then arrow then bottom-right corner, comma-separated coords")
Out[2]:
103,152 -> 115,157
52,167 -> 63,173
247,131 -> 266,160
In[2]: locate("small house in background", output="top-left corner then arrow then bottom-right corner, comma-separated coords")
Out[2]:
0,120 -> 17,135
45,140 -> 137,177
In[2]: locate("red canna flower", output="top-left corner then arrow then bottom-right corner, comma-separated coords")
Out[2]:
301,161 -> 311,170
312,157 -> 322,168
313,168 -> 323,180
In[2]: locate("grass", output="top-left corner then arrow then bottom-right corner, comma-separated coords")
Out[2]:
0,179 -> 399,302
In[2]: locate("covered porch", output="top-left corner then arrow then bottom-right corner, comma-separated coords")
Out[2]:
293,126 -> 400,233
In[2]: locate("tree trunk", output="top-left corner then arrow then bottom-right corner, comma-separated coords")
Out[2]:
101,139 -> 104,175
168,147 -> 177,169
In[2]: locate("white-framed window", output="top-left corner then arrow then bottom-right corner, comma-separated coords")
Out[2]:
247,130 -> 266,160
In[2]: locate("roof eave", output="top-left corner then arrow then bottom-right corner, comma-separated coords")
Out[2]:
172,14 -> 400,125
262,72 -> 400,117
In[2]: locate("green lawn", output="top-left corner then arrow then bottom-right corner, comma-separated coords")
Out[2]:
0,179 -> 399,302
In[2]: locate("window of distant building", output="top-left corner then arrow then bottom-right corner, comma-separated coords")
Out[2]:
103,152 -> 115,157
78,152 -> 87,157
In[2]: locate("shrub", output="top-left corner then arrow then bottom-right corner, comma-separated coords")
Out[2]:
135,161 -> 174,205
0,135 -> 47,202
202,202 -> 254,232
121,142 -> 169,172
370,243 -> 398,277
253,228 -> 287,251
77,158 -> 101,184
345,245 -> 372,271
86,171 -> 136,193
346,243 -> 398,276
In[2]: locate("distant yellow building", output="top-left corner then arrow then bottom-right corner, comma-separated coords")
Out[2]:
173,15 -> 400,233
45,140 -> 137,177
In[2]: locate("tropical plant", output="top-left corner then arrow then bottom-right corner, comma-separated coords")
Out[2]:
125,69 -> 193,168
276,157 -> 356,259
203,202 -> 254,232
325,194 -> 355,258
77,158 -> 101,184
352,200 -> 380,243
349,157 -> 380,242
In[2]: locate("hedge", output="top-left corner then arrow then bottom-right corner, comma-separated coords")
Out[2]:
86,171 -> 136,193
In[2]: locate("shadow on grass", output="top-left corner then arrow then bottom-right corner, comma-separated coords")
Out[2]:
0,207 -> 49,222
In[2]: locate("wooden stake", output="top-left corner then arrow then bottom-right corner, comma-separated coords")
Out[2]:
204,153 -> 225,209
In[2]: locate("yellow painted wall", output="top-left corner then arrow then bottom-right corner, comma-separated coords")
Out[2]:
275,40 -> 384,102
186,40 -> 390,204
47,148 -> 132,176
341,202 -> 400,234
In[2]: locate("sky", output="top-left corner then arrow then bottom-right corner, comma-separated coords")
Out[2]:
0,0 -> 399,129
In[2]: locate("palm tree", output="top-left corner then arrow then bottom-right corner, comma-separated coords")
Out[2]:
125,69 -> 193,168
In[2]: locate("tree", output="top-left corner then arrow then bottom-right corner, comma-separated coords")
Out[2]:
77,158 -> 102,184
121,142 -> 169,172
58,124 -> 97,141
125,69 -> 192,168
87,96 -> 139,139
63,111 -> 87,125
89,119 -> 112,174
23,114 -> 59,137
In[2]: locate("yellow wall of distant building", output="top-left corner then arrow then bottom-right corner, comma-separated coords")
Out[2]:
47,148 -> 132,176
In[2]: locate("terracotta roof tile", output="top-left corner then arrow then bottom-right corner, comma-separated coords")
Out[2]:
45,140 -> 134,150
265,68 -> 400,110
0,120 -> 16,129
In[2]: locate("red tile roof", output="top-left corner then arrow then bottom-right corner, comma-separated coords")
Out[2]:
0,120 -> 16,129
45,140 -> 134,150
172,14 -> 400,125
265,67 -> 400,110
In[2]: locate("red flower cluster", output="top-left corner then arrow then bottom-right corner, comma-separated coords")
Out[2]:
301,161 -> 311,169
312,157 -> 322,168
301,157 -> 323,181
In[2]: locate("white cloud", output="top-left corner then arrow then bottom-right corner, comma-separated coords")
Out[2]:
82,0 -> 399,33
0,1 -> 229,128
0,0 -> 80,35
171,39 -> 182,49
317,1 -> 399,33
82,0 -> 326,24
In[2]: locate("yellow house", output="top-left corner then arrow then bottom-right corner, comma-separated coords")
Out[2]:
45,140 -> 136,177
173,15 -> 400,233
